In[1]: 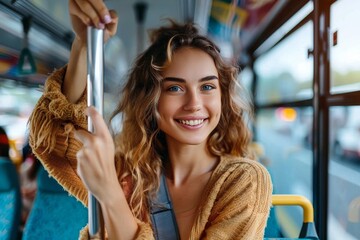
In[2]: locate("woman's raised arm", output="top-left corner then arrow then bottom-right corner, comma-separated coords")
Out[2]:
63,0 -> 118,103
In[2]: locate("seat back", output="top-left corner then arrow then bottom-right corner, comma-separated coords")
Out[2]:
22,165 -> 87,240
264,206 -> 282,238
0,158 -> 22,240
264,194 -> 319,240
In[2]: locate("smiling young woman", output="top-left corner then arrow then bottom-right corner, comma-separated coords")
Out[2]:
28,1 -> 272,239
156,47 -> 222,239
158,47 -> 221,146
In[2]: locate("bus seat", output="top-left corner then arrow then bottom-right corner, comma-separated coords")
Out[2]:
22,165 -> 87,240
0,158 -> 22,240
264,206 -> 282,238
264,194 -> 319,240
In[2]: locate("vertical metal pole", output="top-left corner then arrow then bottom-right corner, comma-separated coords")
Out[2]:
313,0 -> 330,239
87,26 -> 105,239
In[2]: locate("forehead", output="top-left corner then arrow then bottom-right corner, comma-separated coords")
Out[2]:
161,47 -> 218,79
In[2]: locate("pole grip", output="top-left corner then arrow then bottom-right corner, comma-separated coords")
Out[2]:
87,26 -> 105,239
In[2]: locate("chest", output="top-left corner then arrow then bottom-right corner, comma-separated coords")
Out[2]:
166,174 -> 211,239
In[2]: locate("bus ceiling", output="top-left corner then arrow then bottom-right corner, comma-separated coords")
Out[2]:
0,0 -> 306,85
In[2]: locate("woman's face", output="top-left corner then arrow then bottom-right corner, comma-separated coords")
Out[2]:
157,47 -> 221,146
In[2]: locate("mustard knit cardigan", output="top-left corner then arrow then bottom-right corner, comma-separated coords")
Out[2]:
28,66 -> 273,240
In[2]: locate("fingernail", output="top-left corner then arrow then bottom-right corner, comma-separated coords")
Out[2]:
98,23 -> 105,29
104,14 -> 112,24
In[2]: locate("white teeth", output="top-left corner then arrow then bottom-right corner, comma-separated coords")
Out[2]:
179,119 -> 204,126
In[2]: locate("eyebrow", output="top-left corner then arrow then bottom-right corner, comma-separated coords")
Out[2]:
162,75 -> 219,83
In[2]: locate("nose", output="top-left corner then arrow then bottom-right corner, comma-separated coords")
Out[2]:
183,90 -> 201,112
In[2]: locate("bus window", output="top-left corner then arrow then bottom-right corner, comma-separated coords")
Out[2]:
329,106 -> 360,240
0,79 -> 42,165
254,21 -> 313,105
256,107 -> 313,237
239,66 -> 253,93
330,0 -> 360,94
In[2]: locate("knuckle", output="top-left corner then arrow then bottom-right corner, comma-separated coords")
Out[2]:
76,149 -> 84,159
82,16 -> 91,25
99,6 -> 108,17
93,137 -> 103,148
82,148 -> 92,157
89,16 -> 101,27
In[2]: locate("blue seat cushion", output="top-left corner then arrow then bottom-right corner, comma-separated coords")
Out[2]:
0,158 -> 21,240
22,166 -> 87,240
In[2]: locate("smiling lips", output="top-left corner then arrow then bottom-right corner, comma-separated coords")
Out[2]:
177,119 -> 205,126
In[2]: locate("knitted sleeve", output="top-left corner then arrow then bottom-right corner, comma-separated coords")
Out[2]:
197,159 -> 272,240
28,65 -> 89,205
29,67 -> 155,239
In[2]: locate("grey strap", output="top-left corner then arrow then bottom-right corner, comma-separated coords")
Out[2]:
150,173 -> 180,240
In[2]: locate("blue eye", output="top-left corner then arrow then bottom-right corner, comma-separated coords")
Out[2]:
168,85 -> 182,92
201,85 -> 215,91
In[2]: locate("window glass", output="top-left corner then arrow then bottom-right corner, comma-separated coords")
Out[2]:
254,22 -> 313,105
330,0 -> 360,93
329,106 -> 360,240
239,66 -> 253,92
256,107 -> 313,237
0,79 -> 42,165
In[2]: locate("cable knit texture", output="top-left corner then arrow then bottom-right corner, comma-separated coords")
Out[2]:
29,67 -> 272,239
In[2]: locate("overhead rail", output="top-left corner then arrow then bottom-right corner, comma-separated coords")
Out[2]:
0,0 -> 74,48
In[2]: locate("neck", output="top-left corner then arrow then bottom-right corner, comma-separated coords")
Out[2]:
165,141 -> 219,186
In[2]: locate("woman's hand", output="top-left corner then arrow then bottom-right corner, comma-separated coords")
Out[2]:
74,106 -> 119,203
75,107 -> 139,239
68,0 -> 118,44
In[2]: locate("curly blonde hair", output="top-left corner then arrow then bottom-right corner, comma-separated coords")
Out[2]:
110,20 -> 253,221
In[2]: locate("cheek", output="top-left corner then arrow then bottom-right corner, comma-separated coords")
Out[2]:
157,97 -> 176,119
209,94 -> 222,116
214,97 -> 222,125
216,103 -> 222,122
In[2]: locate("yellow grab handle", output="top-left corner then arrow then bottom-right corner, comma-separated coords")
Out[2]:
272,194 -> 314,223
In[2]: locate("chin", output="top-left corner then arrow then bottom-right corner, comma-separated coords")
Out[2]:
179,137 -> 208,146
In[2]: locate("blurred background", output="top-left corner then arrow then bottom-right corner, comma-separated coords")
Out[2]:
0,1 -> 359,240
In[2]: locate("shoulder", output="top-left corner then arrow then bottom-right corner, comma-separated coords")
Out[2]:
196,155 -> 273,233
215,155 -> 271,185
45,65 -> 68,87
208,155 -> 272,208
